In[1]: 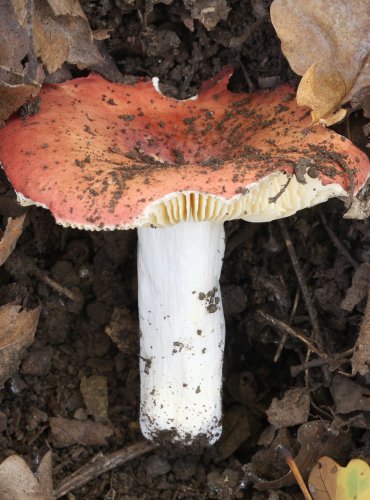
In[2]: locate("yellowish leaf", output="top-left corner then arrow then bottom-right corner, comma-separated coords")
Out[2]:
308,456 -> 370,500
296,63 -> 346,123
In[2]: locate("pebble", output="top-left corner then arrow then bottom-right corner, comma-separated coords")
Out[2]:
145,454 -> 172,478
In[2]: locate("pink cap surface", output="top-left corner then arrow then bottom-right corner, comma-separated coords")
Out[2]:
0,68 -> 368,228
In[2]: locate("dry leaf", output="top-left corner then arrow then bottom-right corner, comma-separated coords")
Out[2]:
0,82 -> 40,125
0,451 -> 53,500
105,306 -> 138,355
331,374 -> 370,413
50,416 -> 113,447
80,375 -> 109,424
0,0 -> 103,121
352,292 -> 370,376
267,388 -> 310,428
46,0 -> 86,17
270,0 -> 370,124
0,1 -> 41,123
3,1 -> 102,76
0,214 -> 26,265
254,420 -> 352,491
0,0 -> 29,71
0,304 -> 41,387
308,456 -> 370,500
33,0 -> 103,74
341,264 -> 370,312
215,405 -> 252,461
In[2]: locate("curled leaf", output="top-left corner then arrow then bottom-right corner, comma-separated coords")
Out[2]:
271,0 -> 370,124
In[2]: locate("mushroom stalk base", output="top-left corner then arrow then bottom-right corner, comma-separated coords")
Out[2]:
138,221 -> 225,445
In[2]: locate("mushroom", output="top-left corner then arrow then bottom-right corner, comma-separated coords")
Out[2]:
0,69 -> 368,445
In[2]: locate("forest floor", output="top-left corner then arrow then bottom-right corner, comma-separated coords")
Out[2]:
0,0 -> 369,498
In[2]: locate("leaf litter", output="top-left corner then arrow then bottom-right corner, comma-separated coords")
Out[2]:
0,0 -> 103,125
0,0 -> 369,498
308,456 -> 370,500
271,0 -> 370,124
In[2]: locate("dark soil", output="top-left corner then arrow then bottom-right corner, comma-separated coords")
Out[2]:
0,0 -> 369,498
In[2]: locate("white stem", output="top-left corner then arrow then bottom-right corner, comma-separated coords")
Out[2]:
137,221 -> 225,445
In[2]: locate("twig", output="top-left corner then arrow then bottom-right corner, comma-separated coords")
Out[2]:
54,440 -> 155,498
227,15 -> 268,48
290,358 -> 329,377
278,220 -> 323,351
274,289 -> 300,362
257,310 -> 327,359
32,269 -> 78,301
319,212 -> 358,268
7,251 -> 79,302
277,446 -> 313,500
239,59 -> 255,93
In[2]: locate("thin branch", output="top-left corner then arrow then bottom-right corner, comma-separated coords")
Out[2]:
7,251 -> 78,302
274,289 -> 300,362
278,220 -> 323,351
319,212 -> 358,268
54,440 -> 155,498
256,310 -> 327,359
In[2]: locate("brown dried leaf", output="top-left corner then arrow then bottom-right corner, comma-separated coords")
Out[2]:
50,416 -> 113,447
341,264 -> 370,312
33,0 -> 103,74
215,405 -> 252,461
105,306 -> 139,355
0,214 -> 26,266
270,0 -> 370,123
352,293 -> 370,376
254,420 -> 352,491
32,13 -> 69,74
0,82 -> 40,125
351,85 -> 370,118
0,451 -> 52,500
0,0 -> 29,71
0,1 -> 41,123
0,304 -> 41,387
46,0 -> 86,17
267,388 -> 310,428
80,375 -> 109,424
331,374 -> 370,413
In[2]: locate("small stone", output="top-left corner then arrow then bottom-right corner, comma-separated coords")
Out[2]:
9,374 -> 27,394
21,346 -> 53,376
173,457 -> 197,481
80,375 -> 109,424
26,406 -> 48,431
74,408 -> 88,421
145,454 -> 171,478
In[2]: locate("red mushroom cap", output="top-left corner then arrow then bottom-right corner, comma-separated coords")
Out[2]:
0,68 -> 368,229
